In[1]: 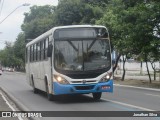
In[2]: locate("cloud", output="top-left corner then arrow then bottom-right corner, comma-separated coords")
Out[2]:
0,0 -> 58,49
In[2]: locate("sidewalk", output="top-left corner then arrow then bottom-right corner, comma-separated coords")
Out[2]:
0,89 -> 19,120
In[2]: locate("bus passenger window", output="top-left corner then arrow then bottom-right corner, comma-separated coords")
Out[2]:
37,43 -> 40,61
45,38 -> 49,59
34,44 -> 37,61
41,41 -> 44,60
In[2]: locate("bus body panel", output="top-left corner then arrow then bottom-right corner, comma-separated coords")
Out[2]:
53,80 -> 113,95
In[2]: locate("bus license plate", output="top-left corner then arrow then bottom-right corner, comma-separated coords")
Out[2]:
101,86 -> 110,90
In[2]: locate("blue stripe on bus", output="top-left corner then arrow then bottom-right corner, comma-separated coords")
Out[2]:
53,80 -> 113,95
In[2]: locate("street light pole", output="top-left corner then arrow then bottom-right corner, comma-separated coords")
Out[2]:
0,3 -> 30,24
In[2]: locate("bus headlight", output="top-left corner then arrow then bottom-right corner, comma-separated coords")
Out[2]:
99,73 -> 112,83
53,75 -> 69,84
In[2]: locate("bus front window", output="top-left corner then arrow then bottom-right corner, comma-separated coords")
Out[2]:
83,39 -> 111,70
55,40 -> 83,71
54,39 -> 111,71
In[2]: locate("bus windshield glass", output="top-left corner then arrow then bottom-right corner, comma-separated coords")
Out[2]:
54,28 -> 111,71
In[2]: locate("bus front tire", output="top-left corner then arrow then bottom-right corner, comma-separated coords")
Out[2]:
47,93 -> 54,101
92,92 -> 102,100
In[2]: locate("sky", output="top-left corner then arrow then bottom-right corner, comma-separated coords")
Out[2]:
0,0 -> 58,50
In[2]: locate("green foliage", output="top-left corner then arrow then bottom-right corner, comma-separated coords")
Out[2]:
0,42 -> 15,67
0,0 -> 159,74
97,0 -> 160,81
21,5 -> 56,39
97,0 -> 160,60
14,33 -> 25,64
55,0 -> 83,25
0,34 -> 25,68
55,0 -> 105,25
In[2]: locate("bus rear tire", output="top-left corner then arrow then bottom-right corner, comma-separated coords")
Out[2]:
92,92 -> 102,100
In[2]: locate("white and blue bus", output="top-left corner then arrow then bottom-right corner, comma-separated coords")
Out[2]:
26,25 -> 113,101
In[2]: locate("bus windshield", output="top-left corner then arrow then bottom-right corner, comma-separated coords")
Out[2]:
54,38 -> 111,71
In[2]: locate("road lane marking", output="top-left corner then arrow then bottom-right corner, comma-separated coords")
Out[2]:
101,98 -> 155,111
0,92 -> 23,120
87,94 -> 155,111
0,92 -> 15,111
145,93 -> 160,98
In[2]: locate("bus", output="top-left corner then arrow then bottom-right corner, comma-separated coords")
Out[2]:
26,25 -> 113,101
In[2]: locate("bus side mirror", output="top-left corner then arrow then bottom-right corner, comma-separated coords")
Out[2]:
47,44 -> 53,57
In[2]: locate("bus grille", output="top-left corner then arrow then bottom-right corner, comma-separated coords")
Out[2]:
74,85 -> 95,90
71,80 -> 97,84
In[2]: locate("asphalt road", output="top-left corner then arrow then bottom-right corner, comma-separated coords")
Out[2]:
0,72 -> 160,120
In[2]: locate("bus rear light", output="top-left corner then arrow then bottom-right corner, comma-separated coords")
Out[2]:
53,75 -> 69,84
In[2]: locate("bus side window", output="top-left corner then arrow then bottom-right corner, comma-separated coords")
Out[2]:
41,40 -> 44,60
34,44 -> 37,61
30,45 -> 33,62
43,39 -> 46,60
32,45 -> 34,62
26,47 -> 30,62
47,44 -> 53,57
36,43 -> 40,61
39,42 -> 41,61
47,36 -> 53,57
45,38 -> 49,59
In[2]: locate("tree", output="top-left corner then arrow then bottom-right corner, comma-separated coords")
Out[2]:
55,0 -> 84,25
126,1 -> 160,83
21,5 -> 56,39
13,32 -> 26,70
0,33 -> 26,70
55,0 -> 106,25
0,42 -> 15,67
97,0 -> 132,80
97,0 -> 160,82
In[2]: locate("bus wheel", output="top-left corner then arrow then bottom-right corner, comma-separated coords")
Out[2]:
92,92 -> 102,100
32,79 -> 38,94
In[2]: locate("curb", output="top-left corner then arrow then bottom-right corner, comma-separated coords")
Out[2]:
0,86 -> 30,111
0,87 -> 40,120
114,84 -> 160,92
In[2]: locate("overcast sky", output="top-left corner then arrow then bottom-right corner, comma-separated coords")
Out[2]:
0,0 -> 58,49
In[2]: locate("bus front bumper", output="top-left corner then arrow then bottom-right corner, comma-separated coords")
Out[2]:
53,80 -> 113,95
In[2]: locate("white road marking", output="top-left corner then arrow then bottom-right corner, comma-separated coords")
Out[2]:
0,92 -> 23,120
101,98 -> 155,111
145,93 -> 160,98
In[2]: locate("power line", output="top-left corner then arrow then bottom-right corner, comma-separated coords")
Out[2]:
0,3 -> 30,24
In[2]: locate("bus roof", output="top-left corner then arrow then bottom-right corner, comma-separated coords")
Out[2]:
26,25 -> 107,47
54,25 -> 106,29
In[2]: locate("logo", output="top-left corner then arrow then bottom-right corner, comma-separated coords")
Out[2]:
82,80 -> 86,84
2,112 -> 11,117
